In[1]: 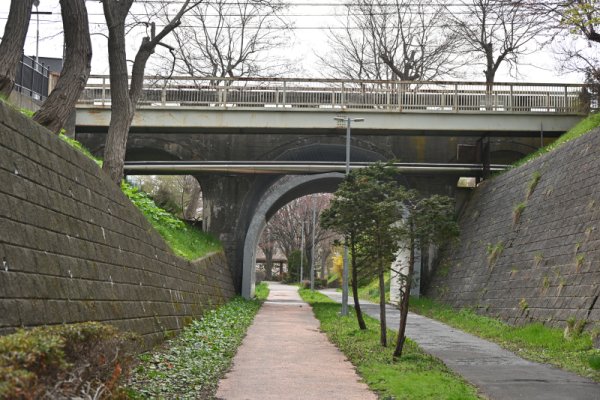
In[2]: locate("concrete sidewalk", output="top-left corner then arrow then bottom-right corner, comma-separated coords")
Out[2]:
321,289 -> 599,400
216,282 -> 377,400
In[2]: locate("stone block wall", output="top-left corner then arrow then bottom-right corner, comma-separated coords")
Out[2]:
0,102 -> 235,347
427,129 -> 600,329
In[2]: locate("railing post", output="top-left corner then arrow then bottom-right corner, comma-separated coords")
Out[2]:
509,85 -> 513,111
386,84 -> 391,109
283,81 -> 287,106
564,86 -> 568,113
102,76 -> 106,106
161,84 -> 166,106
341,82 -> 345,108
397,83 -> 402,112
454,83 -> 458,112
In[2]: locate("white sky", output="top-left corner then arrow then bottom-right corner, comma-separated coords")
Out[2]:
0,0 -> 585,83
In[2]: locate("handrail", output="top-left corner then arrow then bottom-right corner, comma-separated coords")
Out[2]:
77,76 -> 593,114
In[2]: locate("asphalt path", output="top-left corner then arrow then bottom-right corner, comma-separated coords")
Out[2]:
321,289 -> 600,400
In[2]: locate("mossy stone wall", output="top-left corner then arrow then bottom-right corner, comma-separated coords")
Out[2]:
0,102 -> 235,347
427,129 -> 600,329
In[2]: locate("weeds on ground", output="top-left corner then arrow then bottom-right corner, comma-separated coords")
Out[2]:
409,296 -> 600,382
128,294 -> 264,399
299,289 -> 482,400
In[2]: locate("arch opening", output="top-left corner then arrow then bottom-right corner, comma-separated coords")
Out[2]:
242,173 -> 344,298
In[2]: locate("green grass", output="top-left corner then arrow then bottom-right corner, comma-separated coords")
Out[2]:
513,112 -> 600,167
410,296 -> 600,382
255,282 -> 270,301
299,289 -> 482,400
128,296 -> 263,399
122,182 -> 221,261
357,271 -> 391,303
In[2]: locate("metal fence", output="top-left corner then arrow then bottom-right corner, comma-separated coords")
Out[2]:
78,76 -> 592,114
14,55 -> 50,101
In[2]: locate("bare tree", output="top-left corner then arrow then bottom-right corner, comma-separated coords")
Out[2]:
446,0 -> 546,85
268,194 -> 335,279
33,0 -> 92,134
0,0 -> 34,97
518,1 -> 600,101
153,0 -> 293,80
319,0 -> 463,81
101,0 -> 200,184
258,225 -> 275,280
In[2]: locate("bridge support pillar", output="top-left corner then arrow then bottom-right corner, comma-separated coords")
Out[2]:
201,174 -> 256,292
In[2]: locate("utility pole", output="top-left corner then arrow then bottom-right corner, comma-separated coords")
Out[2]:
310,194 -> 317,290
333,116 -> 364,316
300,220 -> 305,282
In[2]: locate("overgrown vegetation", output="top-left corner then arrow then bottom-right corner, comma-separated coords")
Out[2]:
513,112 -> 600,167
122,181 -> 221,260
128,285 -> 268,399
0,322 -> 138,399
299,289 -> 482,399
409,296 -> 600,382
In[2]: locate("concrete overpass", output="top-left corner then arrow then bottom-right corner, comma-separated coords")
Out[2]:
74,76 -> 587,297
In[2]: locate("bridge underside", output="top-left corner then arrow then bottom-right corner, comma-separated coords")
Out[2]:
75,109 -> 581,294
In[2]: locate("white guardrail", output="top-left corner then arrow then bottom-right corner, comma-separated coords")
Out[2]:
78,76 -> 594,114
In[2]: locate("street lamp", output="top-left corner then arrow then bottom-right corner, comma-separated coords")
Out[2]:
333,116 -> 364,316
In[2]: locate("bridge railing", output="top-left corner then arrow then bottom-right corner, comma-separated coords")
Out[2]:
78,76 -> 592,114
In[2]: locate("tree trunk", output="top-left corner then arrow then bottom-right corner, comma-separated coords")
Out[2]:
378,267 -> 387,347
184,179 -> 202,219
101,0 -> 134,184
101,0 -> 190,184
350,241 -> 367,330
33,0 -> 92,134
265,249 -> 273,280
0,0 -> 34,97
394,235 -> 415,359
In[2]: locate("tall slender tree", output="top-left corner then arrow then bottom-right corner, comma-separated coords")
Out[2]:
33,0 -> 92,134
0,0 -> 34,97
322,163 -> 406,341
101,0 -> 200,184
392,194 -> 459,358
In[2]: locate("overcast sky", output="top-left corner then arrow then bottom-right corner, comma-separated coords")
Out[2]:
0,0 -> 584,83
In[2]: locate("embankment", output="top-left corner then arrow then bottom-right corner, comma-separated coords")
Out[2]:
0,102 -> 235,347
427,128 -> 600,328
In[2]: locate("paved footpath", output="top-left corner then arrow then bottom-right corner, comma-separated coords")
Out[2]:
216,282 -> 376,400
321,289 -> 600,400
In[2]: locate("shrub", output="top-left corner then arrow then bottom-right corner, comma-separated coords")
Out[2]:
0,322 -> 138,399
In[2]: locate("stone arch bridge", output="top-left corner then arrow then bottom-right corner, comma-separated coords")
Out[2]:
74,76 -> 586,296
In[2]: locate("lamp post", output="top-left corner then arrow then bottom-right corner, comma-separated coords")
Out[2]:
310,194 -> 317,290
333,116 -> 364,316
300,220 -> 305,283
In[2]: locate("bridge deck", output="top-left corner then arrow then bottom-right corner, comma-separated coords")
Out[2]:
76,77 -> 587,135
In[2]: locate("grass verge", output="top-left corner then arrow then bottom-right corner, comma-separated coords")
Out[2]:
128,283 -> 268,399
410,297 -> 600,382
299,289 -> 482,400
357,272 -> 390,303
513,112 -> 600,167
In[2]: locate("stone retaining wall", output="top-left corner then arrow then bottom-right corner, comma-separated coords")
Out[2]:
427,129 -> 600,329
0,102 -> 235,347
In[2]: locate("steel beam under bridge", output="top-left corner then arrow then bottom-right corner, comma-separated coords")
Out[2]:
123,161 -> 510,175
77,107 -> 580,136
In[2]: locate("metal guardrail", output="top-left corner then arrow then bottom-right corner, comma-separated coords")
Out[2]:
78,75 -> 592,114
